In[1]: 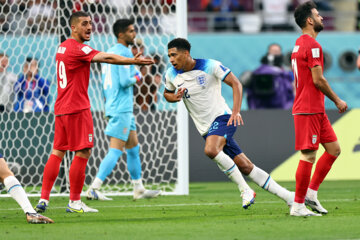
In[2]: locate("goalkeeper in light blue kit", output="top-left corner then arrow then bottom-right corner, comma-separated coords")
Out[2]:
86,19 -> 161,200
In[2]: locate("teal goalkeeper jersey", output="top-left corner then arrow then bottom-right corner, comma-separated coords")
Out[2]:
102,43 -> 140,116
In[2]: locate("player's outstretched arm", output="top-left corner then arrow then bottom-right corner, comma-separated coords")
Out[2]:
164,88 -> 186,102
92,52 -> 154,65
223,72 -> 244,126
311,66 -> 348,113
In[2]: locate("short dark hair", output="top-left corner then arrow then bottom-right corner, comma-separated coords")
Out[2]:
25,57 -> 39,67
0,52 -> 7,57
294,1 -> 317,29
69,11 -> 90,26
167,38 -> 191,52
113,19 -> 134,38
26,57 -> 37,62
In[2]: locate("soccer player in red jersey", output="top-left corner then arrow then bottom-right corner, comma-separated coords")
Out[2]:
35,11 -> 153,213
290,1 -> 348,216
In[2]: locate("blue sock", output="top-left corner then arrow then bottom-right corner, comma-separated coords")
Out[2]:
126,145 -> 142,180
96,148 -> 123,181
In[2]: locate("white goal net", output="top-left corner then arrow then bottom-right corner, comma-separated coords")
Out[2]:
0,0 -> 188,196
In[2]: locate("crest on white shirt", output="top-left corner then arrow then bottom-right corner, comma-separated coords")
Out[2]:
196,75 -> 206,87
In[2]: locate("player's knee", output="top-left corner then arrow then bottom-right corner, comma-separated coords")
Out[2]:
300,150 -> 316,163
1,169 -> 14,181
204,146 -> 220,159
0,159 -> 14,181
234,154 -> 253,175
329,147 -> 341,157
125,142 -> 138,150
85,149 -> 92,158
52,149 -> 66,159
76,148 -> 91,159
237,161 -> 253,175
324,141 -> 341,157
336,147 -> 341,157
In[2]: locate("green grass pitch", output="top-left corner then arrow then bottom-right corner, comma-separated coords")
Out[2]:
1,181 -> 359,240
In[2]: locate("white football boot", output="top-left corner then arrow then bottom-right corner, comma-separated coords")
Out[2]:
133,189 -> 162,200
290,202 -> 321,217
305,196 -> 328,214
241,188 -> 256,209
66,200 -> 98,213
86,188 -> 113,201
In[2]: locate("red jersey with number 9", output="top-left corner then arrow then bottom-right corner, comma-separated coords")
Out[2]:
54,39 -> 100,115
291,34 -> 324,114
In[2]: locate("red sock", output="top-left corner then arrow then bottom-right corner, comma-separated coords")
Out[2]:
295,160 -> 313,203
69,156 -> 89,201
41,154 -> 62,200
309,151 -> 337,191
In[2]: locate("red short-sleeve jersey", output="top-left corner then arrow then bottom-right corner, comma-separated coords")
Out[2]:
54,39 -> 100,115
291,34 -> 325,114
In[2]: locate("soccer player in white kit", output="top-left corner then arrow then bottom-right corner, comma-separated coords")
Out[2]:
0,152 -> 53,223
163,38 -> 294,209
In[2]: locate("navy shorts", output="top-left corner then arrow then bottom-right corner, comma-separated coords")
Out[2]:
203,114 -> 242,159
0,153 -> 3,158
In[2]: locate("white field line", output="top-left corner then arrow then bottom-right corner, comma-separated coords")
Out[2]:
0,198 -> 356,212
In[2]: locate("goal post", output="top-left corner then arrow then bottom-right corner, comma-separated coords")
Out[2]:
0,0 -> 189,197
174,0 -> 189,195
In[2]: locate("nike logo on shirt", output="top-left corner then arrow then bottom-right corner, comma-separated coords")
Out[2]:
177,83 -> 184,87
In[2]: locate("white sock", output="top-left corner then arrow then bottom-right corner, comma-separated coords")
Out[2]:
132,179 -> 145,191
292,202 -> 305,208
90,177 -> 103,190
249,165 -> 292,203
306,188 -> 317,199
213,151 -> 250,192
39,198 -> 49,205
4,176 -> 36,214
69,200 -> 81,205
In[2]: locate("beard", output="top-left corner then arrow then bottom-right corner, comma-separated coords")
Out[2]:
126,38 -> 135,46
314,21 -> 324,32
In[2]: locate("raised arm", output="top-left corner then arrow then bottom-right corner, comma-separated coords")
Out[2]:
223,72 -> 244,126
92,52 -> 154,65
311,65 -> 347,113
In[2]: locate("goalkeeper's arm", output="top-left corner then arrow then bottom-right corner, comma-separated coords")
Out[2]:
92,52 -> 154,65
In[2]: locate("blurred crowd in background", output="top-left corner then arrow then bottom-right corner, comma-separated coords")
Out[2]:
1,0 -> 360,35
0,0 -> 359,113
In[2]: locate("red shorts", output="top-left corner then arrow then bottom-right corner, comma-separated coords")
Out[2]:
294,113 -> 337,151
53,109 -> 94,151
